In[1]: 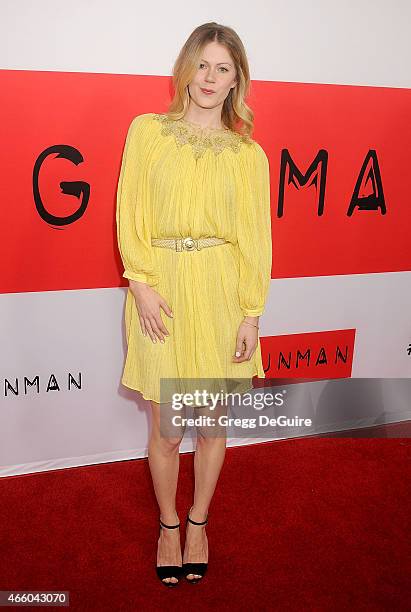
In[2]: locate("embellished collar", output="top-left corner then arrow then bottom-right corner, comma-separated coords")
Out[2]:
152,113 -> 250,160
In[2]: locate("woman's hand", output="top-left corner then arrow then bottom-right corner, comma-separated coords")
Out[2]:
129,280 -> 173,344
232,318 -> 259,363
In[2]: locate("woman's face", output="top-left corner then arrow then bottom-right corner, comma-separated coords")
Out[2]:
188,41 -> 237,110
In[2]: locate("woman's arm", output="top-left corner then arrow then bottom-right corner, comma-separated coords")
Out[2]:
116,115 -> 172,343
116,114 -> 160,287
232,142 -> 272,363
236,141 -> 272,318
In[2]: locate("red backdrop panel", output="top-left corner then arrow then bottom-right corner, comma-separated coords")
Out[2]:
1,70 -> 410,294
260,329 -> 355,379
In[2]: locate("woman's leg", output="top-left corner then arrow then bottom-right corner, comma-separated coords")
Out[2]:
148,400 -> 186,584
183,400 -> 228,580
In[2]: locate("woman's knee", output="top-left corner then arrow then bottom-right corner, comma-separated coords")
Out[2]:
159,433 -> 185,450
149,411 -> 184,449
148,426 -> 185,453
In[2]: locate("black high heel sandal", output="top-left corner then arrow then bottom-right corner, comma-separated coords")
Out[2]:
182,506 -> 208,584
156,518 -> 182,587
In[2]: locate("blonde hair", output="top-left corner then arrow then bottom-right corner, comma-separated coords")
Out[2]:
166,22 -> 254,141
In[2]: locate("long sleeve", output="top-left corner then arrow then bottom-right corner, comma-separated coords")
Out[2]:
236,141 -> 272,317
116,114 -> 159,287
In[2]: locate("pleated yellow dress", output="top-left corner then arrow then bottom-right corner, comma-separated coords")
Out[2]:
116,112 -> 272,405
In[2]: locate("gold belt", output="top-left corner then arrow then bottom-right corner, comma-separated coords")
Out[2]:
151,236 -> 227,252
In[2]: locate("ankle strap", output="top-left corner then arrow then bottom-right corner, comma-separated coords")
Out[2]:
187,515 -> 208,526
159,518 -> 180,529
187,506 -> 208,525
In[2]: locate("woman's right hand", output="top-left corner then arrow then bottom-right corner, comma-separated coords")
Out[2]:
129,280 -> 173,344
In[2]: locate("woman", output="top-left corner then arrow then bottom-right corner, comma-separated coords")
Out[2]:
116,22 -> 272,586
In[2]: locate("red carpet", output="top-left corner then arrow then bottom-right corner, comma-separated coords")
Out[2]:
1,437 -> 410,611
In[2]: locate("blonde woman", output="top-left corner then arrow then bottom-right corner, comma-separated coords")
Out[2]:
116,22 -> 272,586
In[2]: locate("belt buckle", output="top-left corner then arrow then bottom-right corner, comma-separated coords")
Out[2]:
182,236 -> 196,251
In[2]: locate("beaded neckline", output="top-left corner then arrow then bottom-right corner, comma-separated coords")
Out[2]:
152,113 -> 251,160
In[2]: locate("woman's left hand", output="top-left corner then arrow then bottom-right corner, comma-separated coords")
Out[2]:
232,322 -> 258,362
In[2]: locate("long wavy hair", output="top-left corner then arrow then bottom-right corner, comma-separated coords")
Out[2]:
166,22 -> 254,140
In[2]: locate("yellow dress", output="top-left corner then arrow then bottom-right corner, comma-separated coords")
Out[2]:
116,112 -> 272,405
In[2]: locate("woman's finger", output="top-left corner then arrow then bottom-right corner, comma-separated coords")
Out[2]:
148,316 -> 166,343
153,314 -> 169,340
233,338 -> 257,362
139,314 -> 147,336
144,318 -> 157,343
241,338 -> 253,360
234,335 -> 246,358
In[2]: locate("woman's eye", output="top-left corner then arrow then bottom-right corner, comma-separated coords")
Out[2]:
199,63 -> 228,72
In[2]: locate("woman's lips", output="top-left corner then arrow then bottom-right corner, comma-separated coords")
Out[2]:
201,88 -> 215,95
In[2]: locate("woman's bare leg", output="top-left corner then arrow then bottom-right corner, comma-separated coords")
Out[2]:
148,400 -> 186,584
183,400 -> 227,580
